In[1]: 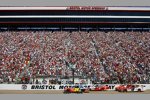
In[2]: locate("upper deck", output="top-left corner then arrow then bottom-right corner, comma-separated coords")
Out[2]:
0,6 -> 150,24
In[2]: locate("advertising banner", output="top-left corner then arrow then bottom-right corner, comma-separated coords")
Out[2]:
0,84 -> 150,90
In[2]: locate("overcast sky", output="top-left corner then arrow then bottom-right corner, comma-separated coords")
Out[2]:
0,0 -> 149,6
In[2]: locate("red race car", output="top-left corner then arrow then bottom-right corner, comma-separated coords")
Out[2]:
91,85 -> 110,91
115,85 -> 125,91
118,84 -> 145,92
118,85 -> 134,92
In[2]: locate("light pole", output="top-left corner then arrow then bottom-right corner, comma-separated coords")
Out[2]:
71,64 -> 76,85
148,72 -> 150,84
72,68 -> 75,84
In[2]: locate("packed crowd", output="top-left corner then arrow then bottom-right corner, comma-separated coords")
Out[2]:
0,31 -> 150,84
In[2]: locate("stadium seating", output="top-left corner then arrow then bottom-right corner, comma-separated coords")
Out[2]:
0,31 -> 150,84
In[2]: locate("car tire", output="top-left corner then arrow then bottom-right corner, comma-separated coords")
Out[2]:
138,89 -> 141,92
124,89 -> 127,92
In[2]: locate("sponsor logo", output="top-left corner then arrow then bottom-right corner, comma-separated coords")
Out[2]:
22,84 -> 27,90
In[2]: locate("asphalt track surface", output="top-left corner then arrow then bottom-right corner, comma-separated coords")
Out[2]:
0,90 -> 150,94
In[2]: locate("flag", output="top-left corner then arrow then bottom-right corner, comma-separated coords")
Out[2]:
71,63 -> 77,69
65,60 -> 76,69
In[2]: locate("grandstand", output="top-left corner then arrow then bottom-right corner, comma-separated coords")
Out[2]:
0,6 -> 150,85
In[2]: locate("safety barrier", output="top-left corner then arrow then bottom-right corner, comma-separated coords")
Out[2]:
0,84 -> 150,90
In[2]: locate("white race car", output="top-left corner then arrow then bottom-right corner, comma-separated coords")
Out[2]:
118,84 -> 146,92
132,85 -> 146,92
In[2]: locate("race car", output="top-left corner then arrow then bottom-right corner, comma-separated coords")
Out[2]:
63,85 -> 83,94
115,85 -> 125,91
79,85 -> 90,93
118,84 -> 145,92
88,85 -> 96,91
90,85 -> 110,91
63,85 -> 89,94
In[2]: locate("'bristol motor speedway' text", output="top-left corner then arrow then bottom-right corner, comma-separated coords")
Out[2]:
29,85 -> 116,90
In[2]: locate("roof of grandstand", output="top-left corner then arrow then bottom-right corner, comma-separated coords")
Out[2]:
0,6 -> 150,11
0,6 -> 150,28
